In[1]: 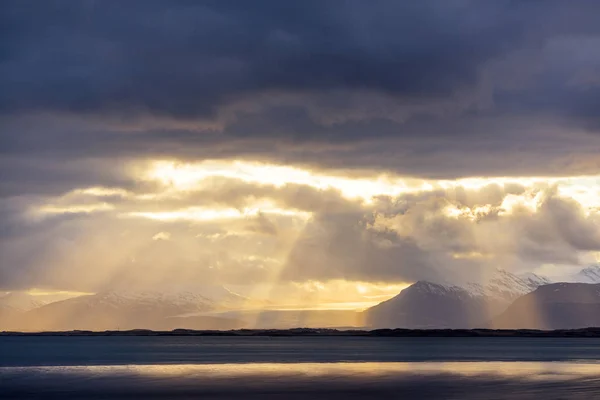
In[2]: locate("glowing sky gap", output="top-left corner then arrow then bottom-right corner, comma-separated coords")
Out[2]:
125,206 -> 311,222
142,160 -> 424,201
141,160 -> 600,208
28,160 -> 600,222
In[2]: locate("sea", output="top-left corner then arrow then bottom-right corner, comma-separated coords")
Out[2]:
2,336 -> 600,399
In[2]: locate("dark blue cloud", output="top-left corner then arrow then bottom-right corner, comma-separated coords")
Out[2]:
0,0 -> 530,117
1,0 -> 600,186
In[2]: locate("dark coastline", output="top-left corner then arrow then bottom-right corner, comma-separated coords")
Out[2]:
4,327 -> 600,337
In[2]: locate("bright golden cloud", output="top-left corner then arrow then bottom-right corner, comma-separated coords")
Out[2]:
125,205 -> 311,222
15,157 -> 600,305
29,159 -> 600,222
139,159 -> 600,208
34,202 -> 115,216
141,160 -> 425,201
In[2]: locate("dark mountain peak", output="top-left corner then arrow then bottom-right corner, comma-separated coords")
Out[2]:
364,269 -> 553,330
365,280 -> 493,329
404,281 -> 468,295
527,282 -> 600,303
492,282 -> 600,329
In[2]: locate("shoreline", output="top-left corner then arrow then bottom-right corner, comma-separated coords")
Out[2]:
3,327 -> 600,337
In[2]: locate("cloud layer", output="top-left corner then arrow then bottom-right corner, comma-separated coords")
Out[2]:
2,1 -> 600,295
3,0 -> 600,181
2,161 -> 600,292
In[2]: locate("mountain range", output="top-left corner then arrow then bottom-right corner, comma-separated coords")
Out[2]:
3,266 -> 600,331
0,292 -> 50,312
1,287 -> 248,331
365,268 -> 552,329
365,266 -> 600,329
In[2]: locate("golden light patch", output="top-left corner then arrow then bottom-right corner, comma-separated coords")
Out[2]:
128,207 -> 243,221
72,187 -> 131,197
125,205 -> 311,222
35,202 -> 114,215
140,159 -> 600,209
29,160 -> 600,224
452,252 -> 494,260
355,283 -> 368,294
152,231 -> 171,241
25,288 -> 93,297
442,204 -> 494,220
141,160 -> 424,201
285,280 -> 410,310
498,190 -> 544,215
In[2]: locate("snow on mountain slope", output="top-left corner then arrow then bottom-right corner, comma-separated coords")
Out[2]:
0,290 -> 236,331
409,281 -> 471,298
384,268 -> 551,303
15,285 -> 250,331
573,264 -> 600,283
519,272 -> 554,288
366,281 -> 491,329
100,285 -> 247,310
85,290 -> 215,311
58,285 -> 248,315
365,269 -> 552,329
0,292 -> 50,312
485,269 -> 552,301
452,269 -> 552,302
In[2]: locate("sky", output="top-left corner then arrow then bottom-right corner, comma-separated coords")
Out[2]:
2,0 -> 600,307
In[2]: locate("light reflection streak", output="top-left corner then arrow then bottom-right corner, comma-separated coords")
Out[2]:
4,362 -> 600,379
3,362 -> 600,399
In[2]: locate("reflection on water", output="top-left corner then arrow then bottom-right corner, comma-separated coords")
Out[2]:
3,337 -> 600,398
2,362 -> 600,399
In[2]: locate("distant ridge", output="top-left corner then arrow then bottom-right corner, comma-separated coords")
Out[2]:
8,287 -> 248,331
4,327 -> 600,338
5,265 -> 600,331
492,282 -> 600,329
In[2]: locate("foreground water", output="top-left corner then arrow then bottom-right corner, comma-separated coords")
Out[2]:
2,336 -> 600,399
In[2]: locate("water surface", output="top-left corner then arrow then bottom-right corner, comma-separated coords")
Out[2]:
3,336 -> 600,366
3,336 -> 600,399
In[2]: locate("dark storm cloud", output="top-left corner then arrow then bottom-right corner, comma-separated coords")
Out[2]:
2,0 -> 599,122
2,0 -> 600,181
0,0 -> 526,117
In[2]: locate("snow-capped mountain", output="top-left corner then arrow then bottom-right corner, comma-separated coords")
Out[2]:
572,264 -> 600,283
519,272 -> 554,289
464,269 -> 553,302
17,286 -> 248,331
66,290 -> 217,314
66,285 -> 248,313
366,269 -> 552,329
366,281 -> 492,329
